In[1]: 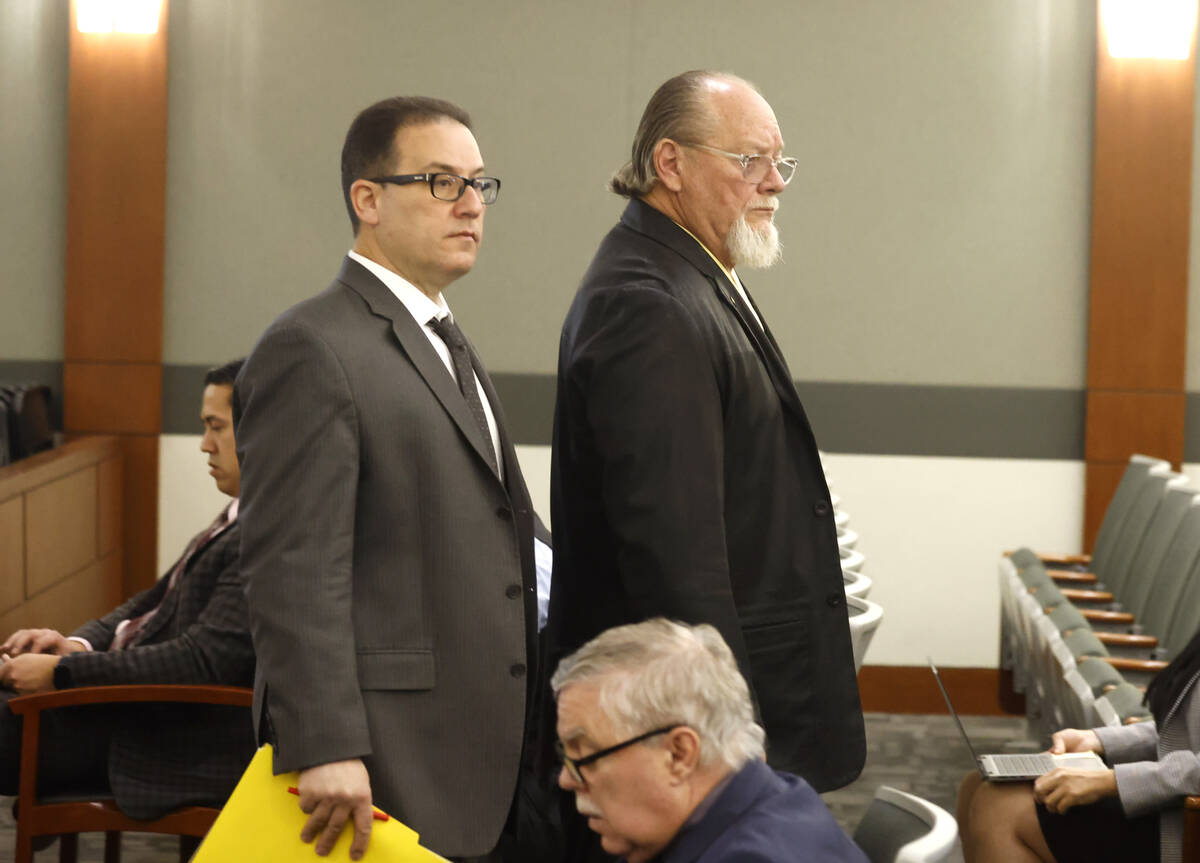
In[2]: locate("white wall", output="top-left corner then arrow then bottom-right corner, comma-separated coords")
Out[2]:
160,436 -> 1090,669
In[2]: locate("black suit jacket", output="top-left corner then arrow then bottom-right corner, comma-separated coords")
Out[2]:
63,519 -> 256,819
546,199 -> 865,790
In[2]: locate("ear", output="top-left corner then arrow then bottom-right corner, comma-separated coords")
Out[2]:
652,139 -> 685,193
350,178 -> 383,229
664,726 -> 702,780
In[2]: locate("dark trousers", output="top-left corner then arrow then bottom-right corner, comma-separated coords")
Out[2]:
0,689 -> 115,798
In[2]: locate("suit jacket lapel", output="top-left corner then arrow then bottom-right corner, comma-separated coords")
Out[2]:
621,200 -> 809,422
336,257 -> 502,485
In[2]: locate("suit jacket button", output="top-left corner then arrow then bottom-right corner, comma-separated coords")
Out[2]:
826,593 -> 844,608
814,501 -> 831,517
496,506 -> 513,520
505,584 -> 521,600
510,663 -> 526,678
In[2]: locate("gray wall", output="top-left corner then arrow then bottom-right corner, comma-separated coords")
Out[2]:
162,0 -> 1097,391
0,0 -> 67,364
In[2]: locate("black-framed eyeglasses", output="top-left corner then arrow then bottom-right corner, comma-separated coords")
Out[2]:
679,143 -> 797,185
367,173 -> 501,204
555,725 -> 679,786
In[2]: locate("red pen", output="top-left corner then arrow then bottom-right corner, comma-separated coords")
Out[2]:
288,787 -> 389,822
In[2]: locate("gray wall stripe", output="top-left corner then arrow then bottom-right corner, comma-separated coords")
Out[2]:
7,360 -> 1174,461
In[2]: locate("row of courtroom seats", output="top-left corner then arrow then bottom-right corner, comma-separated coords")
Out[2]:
999,453 -> 1200,735
0,383 -> 56,466
823,460 -> 884,672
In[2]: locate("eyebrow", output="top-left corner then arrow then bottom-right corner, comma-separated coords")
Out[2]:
421,161 -> 486,177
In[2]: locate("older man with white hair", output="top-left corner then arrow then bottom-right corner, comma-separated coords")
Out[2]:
552,619 -> 867,863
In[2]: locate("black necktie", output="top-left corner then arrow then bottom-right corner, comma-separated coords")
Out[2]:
428,315 -> 500,476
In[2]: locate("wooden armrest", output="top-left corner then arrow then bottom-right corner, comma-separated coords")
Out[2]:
1096,656 -> 1168,673
7,684 -> 253,716
1038,552 -> 1091,566
1095,632 -> 1158,649
1183,796 -> 1200,860
1047,569 -> 1097,584
1060,587 -> 1115,603
1082,609 -> 1136,624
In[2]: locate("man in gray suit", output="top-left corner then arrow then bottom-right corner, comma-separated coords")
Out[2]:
235,97 -> 538,862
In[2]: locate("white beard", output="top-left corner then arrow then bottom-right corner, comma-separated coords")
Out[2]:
726,208 -> 782,270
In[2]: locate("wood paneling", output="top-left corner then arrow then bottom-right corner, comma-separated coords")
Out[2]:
24,467 -> 97,597
97,455 -> 122,557
0,437 -> 123,634
1084,391 -> 1185,463
1083,22 -> 1195,550
63,361 -> 161,435
857,666 -> 1012,716
0,498 -> 24,615
0,555 -> 122,640
63,2 -> 168,598
120,435 -> 158,595
63,1 -> 168,364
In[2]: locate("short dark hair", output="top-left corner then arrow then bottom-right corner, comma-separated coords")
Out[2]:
340,96 -> 473,234
204,358 -> 245,388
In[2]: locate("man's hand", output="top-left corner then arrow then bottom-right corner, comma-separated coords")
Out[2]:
0,654 -> 60,694
1048,728 -> 1104,755
1033,768 -> 1117,814
296,759 -> 373,860
1,629 -> 84,657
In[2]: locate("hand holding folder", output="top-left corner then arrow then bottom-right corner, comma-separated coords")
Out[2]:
192,745 -> 450,861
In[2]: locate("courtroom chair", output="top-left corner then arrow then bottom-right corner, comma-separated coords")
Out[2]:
852,785 -> 958,863
1092,681 -> 1153,726
8,684 -> 254,863
846,595 -> 883,672
842,547 -> 865,575
844,569 -> 872,600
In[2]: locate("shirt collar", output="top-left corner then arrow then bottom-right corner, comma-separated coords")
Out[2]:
347,250 -> 452,325
670,221 -> 742,291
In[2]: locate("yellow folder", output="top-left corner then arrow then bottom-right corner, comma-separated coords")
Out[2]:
192,745 -> 449,861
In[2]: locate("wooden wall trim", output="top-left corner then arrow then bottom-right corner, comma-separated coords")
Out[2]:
1083,18 -> 1196,549
63,1 -> 169,596
858,666 -> 1015,716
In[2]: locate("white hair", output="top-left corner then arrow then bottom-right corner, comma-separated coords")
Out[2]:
727,206 -> 783,269
551,618 -> 766,771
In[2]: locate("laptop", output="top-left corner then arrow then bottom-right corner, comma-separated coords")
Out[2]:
928,658 -> 1108,781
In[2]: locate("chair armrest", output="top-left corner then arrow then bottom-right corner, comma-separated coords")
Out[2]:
7,684 -> 253,716
1059,587 -> 1115,603
1095,633 -> 1158,649
1082,609 -> 1136,624
1183,796 -> 1200,860
1037,552 -> 1092,566
1047,569 -> 1097,584
1098,657 -> 1168,673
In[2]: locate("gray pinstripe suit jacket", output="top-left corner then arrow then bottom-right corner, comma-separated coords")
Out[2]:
62,519 -> 256,819
235,257 -> 538,858
1095,670 -> 1200,863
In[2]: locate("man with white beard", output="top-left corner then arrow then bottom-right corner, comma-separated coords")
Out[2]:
542,70 -> 865,862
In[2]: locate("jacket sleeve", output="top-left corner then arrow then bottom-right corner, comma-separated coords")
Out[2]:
234,321 -> 370,773
70,576 -> 172,652
568,284 -> 751,677
1095,719 -> 1159,765
59,530 -> 254,688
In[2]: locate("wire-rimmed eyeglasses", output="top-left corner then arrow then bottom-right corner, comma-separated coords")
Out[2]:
680,143 -> 797,185
556,725 -> 680,786
367,173 -> 501,204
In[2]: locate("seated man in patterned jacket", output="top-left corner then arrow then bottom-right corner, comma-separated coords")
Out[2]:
0,358 -> 255,821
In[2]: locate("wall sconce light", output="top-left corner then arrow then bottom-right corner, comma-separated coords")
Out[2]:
1101,0 -> 1198,59
76,0 -> 161,34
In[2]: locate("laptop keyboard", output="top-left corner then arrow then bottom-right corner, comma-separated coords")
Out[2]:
992,753 -> 1055,776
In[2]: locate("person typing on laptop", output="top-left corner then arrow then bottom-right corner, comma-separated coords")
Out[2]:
955,626 -> 1200,863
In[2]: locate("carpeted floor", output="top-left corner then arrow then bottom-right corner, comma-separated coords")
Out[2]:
0,712 -> 1032,862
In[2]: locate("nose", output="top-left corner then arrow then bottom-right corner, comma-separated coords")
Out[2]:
455,183 -> 485,215
557,764 -> 581,791
200,432 -> 215,453
758,162 -> 786,195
